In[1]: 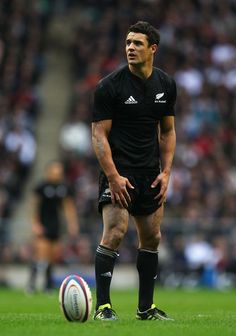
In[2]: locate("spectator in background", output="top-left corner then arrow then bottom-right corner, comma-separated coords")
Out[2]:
59,115 -> 92,156
27,161 -> 79,293
4,123 -> 36,183
0,0 -> 52,267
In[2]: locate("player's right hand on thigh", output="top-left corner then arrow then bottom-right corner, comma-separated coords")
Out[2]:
108,175 -> 134,208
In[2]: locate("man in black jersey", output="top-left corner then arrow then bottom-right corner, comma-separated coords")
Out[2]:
27,161 -> 79,293
92,21 -> 176,320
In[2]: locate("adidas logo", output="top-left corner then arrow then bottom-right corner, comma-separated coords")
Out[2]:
101,272 -> 112,277
125,96 -> 138,104
155,92 -> 166,103
102,188 -> 111,199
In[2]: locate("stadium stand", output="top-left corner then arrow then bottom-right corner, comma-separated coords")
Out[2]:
1,0 -> 236,288
0,0 -> 53,281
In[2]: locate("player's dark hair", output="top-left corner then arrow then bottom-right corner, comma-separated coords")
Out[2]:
45,159 -> 63,170
127,21 -> 160,46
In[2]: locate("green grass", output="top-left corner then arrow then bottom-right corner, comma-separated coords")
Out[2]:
0,288 -> 236,336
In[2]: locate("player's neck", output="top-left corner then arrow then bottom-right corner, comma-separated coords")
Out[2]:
128,64 -> 153,80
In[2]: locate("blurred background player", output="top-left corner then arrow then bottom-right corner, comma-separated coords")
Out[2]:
27,160 -> 79,293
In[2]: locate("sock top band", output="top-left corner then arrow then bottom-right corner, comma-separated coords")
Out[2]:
139,248 -> 159,254
96,245 -> 119,258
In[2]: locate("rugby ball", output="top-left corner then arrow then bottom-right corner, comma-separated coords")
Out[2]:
59,274 -> 92,322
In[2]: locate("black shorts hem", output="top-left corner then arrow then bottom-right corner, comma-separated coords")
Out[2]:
40,233 -> 60,241
98,200 -> 112,214
129,203 -> 162,216
98,200 -> 162,216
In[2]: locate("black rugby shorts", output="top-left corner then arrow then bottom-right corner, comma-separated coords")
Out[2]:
98,171 -> 161,216
41,223 -> 61,241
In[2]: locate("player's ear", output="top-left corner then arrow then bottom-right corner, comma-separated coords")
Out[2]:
151,44 -> 158,54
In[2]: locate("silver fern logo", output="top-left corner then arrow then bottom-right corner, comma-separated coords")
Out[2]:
155,92 -> 166,103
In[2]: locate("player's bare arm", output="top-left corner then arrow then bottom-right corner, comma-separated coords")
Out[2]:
63,196 -> 79,237
92,120 -> 134,208
31,195 -> 44,236
152,116 -> 176,204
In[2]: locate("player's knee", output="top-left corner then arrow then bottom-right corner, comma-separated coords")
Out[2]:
102,226 -> 126,250
152,231 -> 161,248
142,231 -> 161,250
110,226 -> 126,248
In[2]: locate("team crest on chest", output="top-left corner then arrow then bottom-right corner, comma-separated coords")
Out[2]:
155,92 -> 166,103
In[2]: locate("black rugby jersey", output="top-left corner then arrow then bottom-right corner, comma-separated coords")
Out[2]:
92,65 -> 177,174
34,181 -> 73,230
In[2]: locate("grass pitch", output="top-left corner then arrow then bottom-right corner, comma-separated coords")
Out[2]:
0,287 -> 235,336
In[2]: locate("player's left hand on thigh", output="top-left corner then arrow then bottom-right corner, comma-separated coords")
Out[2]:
151,172 -> 169,205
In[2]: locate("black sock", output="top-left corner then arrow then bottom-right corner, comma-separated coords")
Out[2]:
28,261 -> 53,291
95,245 -> 119,310
137,249 -> 158,311
28,261 -> 38,290
45,263 -> 53,290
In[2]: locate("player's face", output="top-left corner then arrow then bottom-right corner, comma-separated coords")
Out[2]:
46,162 -> 64,182
126,32 -> 157,66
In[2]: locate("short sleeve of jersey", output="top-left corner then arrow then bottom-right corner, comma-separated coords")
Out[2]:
66,184 -> 75,198
33,181 -> 74,199
92,80 -> 115,121
166,78 -> 177,116
34,182 -> 43,196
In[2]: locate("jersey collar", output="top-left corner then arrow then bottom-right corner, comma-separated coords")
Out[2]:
127,65 -> 155,85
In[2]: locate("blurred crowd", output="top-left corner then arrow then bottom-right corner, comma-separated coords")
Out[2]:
0,0 -> 236,288
0,0 -> 52,264
59,0 -> 236,286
